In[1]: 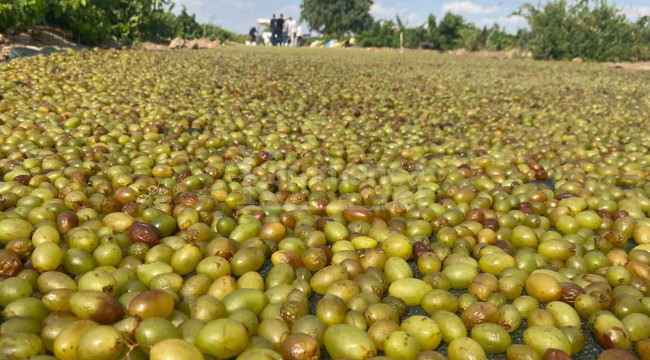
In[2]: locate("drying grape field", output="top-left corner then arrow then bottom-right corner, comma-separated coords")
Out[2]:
0,47 -> 649,360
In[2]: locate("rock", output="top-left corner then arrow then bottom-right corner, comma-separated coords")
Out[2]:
572,57 -> 582,63
0,34 -> 6,45
34,26 -> 72,41
189,39 -> 203,49
9,33 -> 36,46
40,47 -> 60,55
72,44 -> 92,51
186,39 -> 200,49
31,27 -> 75,48
101,37 -> 122,50
206,39 -> 221,49
9,47 -> 41,59
183,38 -> 219,49
139,42 -> 168,51
447,49 -> 469,56
169,37 -> 185,49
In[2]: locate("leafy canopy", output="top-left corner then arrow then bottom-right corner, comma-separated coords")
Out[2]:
301,0 -> 373,36
1,0 -> 245,45
515,0 -> 645,61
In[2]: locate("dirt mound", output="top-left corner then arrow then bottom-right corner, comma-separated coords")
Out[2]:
2,26 -> 229,60
604,62 -> 650,71
1,26 -> 80,60
169,37 -> 186,49
136,42 -> 169,51
169,38 -> 221,50
185,38 -> 221,49
446,49 -> 533,60
137,37 -> 222,51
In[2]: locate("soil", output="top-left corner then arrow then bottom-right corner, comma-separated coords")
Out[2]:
0,26 -> 81,60
604,62 -> 650,71
1,26 -> 222,60
446,48 -> 534,60
3,27 -> 649,72
445,49 -> 650,71
134,42 -> 170,51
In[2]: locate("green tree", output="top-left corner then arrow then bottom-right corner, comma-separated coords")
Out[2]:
109,0 -> 178,41
1,0 -> 245,45
357,20 -> 398,48
174,5 -> 202,39
300,0 -> 373,36
486,24 -> 517,51
423,14 -> 438,48
46,0 -> 114,44
515,0 -> 570,59
403,25 -> 427,49
436,12 -> 471,51
566,0 -> 634,61
516,0 -> 645,61
0,0 -> 48,32
459,27 -> 481,51
633,16 -> 650,59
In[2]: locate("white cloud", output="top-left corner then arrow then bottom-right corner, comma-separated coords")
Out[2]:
407,13 -> 420,22
278,5 -> 300,17
442,1 -> 500,15
478,15 -> 527,33
370,2 -> 397,19
620,6 -> 650,20
176,0 -> 252,10
478,15 -> 526,27
174,0 -> 206,5
370,2 -> 423,25
173,0 -> 253,26
232,1 -> 253,10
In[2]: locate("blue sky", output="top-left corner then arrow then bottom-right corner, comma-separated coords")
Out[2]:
174,0 -> 650,34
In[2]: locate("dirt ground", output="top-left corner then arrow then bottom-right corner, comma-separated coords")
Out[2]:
3,29 -> 650,72
0,26 -> 85,60
446,48 -> 533,60
444,49 -> 650,71
603,62 -> 650,71
0,27 -> 220,60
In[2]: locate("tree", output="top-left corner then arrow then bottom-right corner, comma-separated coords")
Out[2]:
515,0 -> 643,61
357,20 -> 398,48
1,0 -> 48,32
436,12 -> 471,51
486,24 -> 517,51
566,0 -> 634,61
516,0 -> 572,59
46,0 -> 114,44
1,0 -> 244,45
634,16 -> 650,59
423,14 -> 438,48
403,25 -> 427,49
300,0 -> 373,36
174,5 -> 202,39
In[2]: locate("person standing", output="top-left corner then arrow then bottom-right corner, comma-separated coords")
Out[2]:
249,27 -> 257,44
295,22 -> 303,47
290,18 -> 299,47
270,14 -> 278,46
276,14 -> 285,47
286,17 -> 294,46
283,17 -> 291,46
